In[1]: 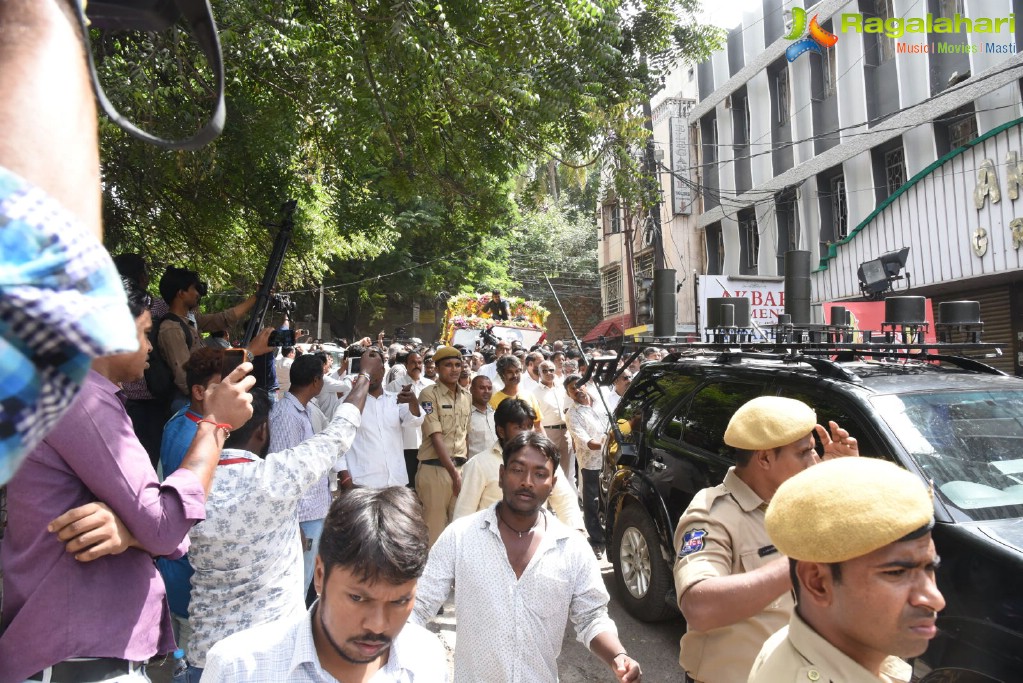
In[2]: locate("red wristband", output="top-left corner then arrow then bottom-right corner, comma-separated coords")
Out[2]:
198,418 -> 232,437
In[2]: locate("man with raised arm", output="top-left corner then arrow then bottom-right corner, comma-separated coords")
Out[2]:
673,396 -> 859,683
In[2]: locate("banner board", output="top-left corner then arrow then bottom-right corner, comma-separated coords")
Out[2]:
698,275 -> 785,337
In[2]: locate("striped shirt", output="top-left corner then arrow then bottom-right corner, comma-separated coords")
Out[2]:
269,392 -> 328,522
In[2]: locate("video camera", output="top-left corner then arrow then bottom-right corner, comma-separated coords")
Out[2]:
479,326 -> 500,349
271,293 -> 297,315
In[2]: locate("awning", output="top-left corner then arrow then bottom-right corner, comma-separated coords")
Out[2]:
582,314 -> 632,343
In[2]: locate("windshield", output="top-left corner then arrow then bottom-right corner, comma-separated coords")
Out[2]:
872,391 -> 1023,521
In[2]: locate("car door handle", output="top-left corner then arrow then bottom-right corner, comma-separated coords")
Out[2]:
650,460 -> 667,471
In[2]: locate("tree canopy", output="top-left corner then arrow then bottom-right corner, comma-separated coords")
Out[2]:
94,0 -> 722,334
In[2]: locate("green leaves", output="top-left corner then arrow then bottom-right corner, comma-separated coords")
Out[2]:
95,0 -> 720,331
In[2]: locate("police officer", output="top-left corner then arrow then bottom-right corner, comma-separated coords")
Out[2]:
673,396 -> 858,683
749,457 -> 943,683
415,346 -> 472,546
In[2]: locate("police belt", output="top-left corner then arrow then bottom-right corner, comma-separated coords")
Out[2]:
421,458 -> 467,467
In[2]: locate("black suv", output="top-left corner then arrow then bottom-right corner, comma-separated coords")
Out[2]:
598,347 -> 1023,682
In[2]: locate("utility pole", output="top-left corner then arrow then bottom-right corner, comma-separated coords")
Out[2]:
640,56 -> 665,272
317,283 -> 325,340
641,60 -> 676,338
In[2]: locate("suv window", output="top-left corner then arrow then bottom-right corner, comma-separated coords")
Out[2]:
777,388 -> 884,458
681,381 -> 765,454
651,375 -> 701,439
614,371 -> 701,434
872,390 -> 1023,521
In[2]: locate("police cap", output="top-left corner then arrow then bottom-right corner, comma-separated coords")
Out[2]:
432,346 -> 462,365
723,396 -> 817,451
766,457 -> 934,563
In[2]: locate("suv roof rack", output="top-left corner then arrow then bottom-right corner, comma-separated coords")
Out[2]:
611,337 -> 1006,383
712,351 -> 864,383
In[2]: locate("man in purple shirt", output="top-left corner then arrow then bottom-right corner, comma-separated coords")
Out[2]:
0,286 -> 257,683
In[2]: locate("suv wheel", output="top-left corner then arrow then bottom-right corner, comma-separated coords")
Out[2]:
611,503 -> 676,622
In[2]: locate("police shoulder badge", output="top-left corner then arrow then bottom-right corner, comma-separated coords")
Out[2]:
678,529 -> 708,557
421,401 -> 434,415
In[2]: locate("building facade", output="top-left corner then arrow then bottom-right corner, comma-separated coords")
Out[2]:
595,68 -> 702,342
690,0 -> 1023,372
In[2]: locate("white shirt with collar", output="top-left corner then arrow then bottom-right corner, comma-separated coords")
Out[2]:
477,362 -> 504,392
339,391 -> 424,487
532,382 -> 568,427
410,505 -> 616,682
202,603 -> 447,683
466,403 -> 497,457
566,403 -> 609,471
518,373 -> 540,396
452,443 -> 584,531
386,376 -> 434,450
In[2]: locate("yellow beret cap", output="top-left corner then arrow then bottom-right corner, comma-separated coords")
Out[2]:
432,346 -> 461,364
766,458 -> 934,563
723,396 -> 817,450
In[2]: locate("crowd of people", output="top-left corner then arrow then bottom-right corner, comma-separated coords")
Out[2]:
0,251 -> 656,682
0,5 -> 943,683
0,267 -> 943,683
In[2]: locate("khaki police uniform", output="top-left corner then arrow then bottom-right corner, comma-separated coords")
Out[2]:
673,467 -> 794,683
749,458 -> 934,683
416,381 -> 472,546
748,609 -> 912,683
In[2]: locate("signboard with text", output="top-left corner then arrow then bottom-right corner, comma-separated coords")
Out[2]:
698,275 -> 785,336
670,116 -> 693,215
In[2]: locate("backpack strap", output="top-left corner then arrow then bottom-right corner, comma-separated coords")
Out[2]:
161,313 -> 197,351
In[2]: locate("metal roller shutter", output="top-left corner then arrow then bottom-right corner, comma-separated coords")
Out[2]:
932,286 -> 1014,374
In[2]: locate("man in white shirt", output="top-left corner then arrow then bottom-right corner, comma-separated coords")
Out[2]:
565,374 -> 610,558
411,432 -> 641,682
600,369 -> 632,415
384,345 -> 408,386
338,349 -> 423,488
311,351 -> 349,420
185,356 -> 378,675
477,339 -> 510,390
466,375 -> 497,457
519,351 -> 543,395
454,398 -> 582,530
385,348 -> 434,486
550,350 -> 567,384
275,346 -> 296,395
532,360 -> 573,488
203,486 -> 447,683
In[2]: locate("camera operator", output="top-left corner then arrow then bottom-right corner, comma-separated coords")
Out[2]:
158,267 -> 257,407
